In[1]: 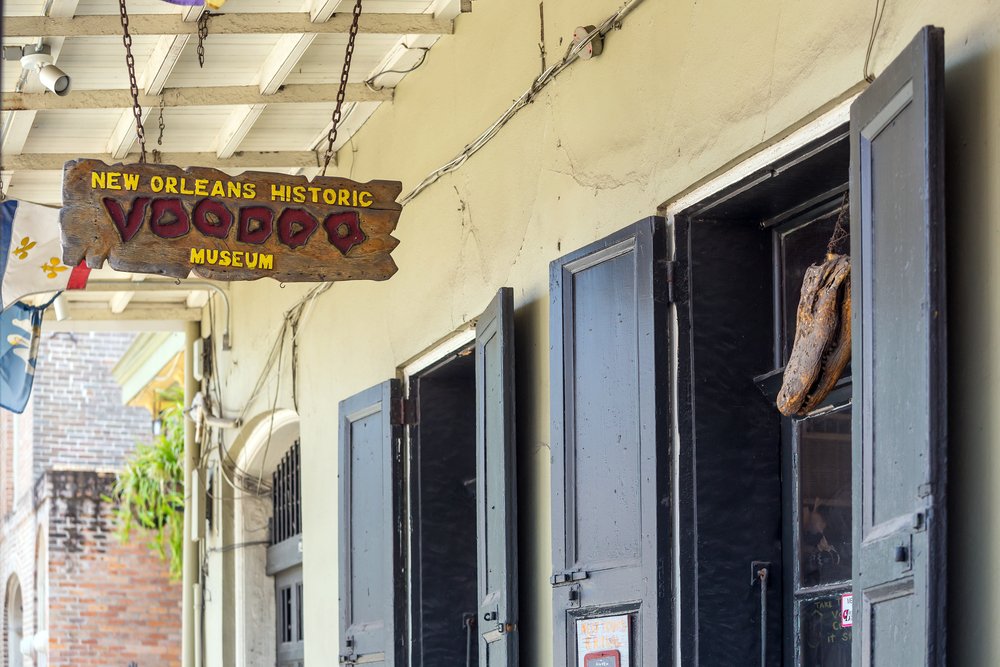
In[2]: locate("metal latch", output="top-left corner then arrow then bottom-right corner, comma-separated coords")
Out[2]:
550,570 -> 589,585
339,637 -> 356,663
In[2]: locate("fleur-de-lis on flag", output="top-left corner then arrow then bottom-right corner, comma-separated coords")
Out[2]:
41,257 -> 68,279
13,236 -> 37,260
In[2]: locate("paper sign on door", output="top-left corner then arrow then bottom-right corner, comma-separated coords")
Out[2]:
840,592 -> 853,628
576,615 -> 630,667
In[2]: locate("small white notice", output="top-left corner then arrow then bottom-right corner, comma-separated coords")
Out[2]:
840,592 -> 853,628
576,614 -> 630,667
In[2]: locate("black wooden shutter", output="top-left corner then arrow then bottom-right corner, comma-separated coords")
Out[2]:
850,25 -> 946,666
550,218 -> 670,665
338,379 -> 405,666
475,287 -> 518,666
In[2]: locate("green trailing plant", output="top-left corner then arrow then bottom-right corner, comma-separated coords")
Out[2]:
106,385 -> 185,580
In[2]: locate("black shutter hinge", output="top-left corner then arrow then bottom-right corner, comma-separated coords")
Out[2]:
665,259 -> 677,303
392,396 -> 417,426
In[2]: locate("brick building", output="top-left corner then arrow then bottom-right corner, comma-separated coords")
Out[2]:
0,332 -> 182,667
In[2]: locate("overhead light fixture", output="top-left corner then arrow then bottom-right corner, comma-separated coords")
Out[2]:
2,43 -> 71,96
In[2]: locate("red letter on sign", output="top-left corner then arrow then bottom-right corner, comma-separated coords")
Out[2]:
237,206 -> 274,245
149,198 -> 191,239
193,199 -> 234,239
276,208 -> 318,249
323,211 -> 366,255
103,197 -> 150,243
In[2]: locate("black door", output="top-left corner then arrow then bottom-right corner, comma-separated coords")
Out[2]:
850,25 -> 947,666
338,380 -> 405,666
475,287 -> 518,666
550,218 -> 671,666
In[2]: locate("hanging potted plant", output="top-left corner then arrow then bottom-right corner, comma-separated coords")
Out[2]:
106,385 -> 186,580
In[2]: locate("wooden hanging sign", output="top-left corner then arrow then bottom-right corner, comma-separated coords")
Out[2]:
60,159 -> 402,282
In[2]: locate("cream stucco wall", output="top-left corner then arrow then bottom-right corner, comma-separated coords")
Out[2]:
202,0 -> 1000,664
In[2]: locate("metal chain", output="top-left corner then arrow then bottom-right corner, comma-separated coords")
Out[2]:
197,11 -> 210,68
322,0 -> 363,176
157,96 -> 165,146
0,172 -> 6,201
118,0 -> 146,163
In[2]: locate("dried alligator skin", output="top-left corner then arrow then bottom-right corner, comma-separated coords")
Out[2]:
777,254 -> 851,417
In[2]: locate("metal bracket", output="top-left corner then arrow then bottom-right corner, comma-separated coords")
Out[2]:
750,560 -> 771,586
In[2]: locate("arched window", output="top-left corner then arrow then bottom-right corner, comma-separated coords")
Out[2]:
226,409 -> 301,667
4,575 -> 24,667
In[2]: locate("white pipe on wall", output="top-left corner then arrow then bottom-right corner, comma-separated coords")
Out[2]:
182,320 -> 201,667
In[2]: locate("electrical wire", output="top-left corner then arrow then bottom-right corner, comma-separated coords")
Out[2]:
208,282 -> 333,498
208,540 -> 270,554
399,0 -> 647,207
364,46 -> 431,91
863,0 -> 888,82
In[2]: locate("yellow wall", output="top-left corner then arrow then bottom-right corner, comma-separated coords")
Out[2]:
207,0 -> 1000,663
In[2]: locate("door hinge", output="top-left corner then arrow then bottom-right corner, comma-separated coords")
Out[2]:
550,569 -> 589,585
392,396 -> 417,426
665,259 -> 677,303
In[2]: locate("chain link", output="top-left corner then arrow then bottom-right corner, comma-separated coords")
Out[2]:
157,96 -> 166,146
197,11 -> 210,68
322,0 -> 363,176
0,172 -> 6,201
118,0 -> 146,163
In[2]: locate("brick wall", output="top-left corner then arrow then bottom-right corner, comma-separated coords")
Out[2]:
1,331 -> 181,667
44,470 -> 181,667
31,332 -> 152,479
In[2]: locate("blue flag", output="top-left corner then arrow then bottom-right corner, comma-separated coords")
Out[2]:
0,301 -> 45,413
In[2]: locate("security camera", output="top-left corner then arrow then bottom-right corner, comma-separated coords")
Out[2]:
37,63 -> 71,95
18,44 -> 71,96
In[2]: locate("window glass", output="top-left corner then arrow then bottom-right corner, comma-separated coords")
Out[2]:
798,409 -> 852,588
799,595 -> 851,666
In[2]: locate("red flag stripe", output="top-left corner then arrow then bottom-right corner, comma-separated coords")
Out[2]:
66,263 -> 91,290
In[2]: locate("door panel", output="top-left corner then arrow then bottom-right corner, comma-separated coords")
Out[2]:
850,25 -> 946,667
476,287 -> 518,667
550,218 -> 670,666
339,380 -> 405,666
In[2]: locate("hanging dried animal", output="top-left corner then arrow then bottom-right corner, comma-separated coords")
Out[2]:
776,254 -> 851,416
776,197 -> 853,417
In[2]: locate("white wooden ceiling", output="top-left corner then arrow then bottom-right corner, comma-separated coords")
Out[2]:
1,0 -> 462,205
2,0 -> 462,325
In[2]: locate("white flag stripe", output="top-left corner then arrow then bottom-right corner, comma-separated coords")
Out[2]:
1,201 -> 73,310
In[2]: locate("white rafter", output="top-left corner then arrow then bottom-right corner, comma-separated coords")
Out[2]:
211,0 -> 341,159
108,274 -> 146,315
4,13 -> 454,38
106,6 -> 201,160
3,84 -> 391,111
6,151 -> 325,170
1,0 -> 80,191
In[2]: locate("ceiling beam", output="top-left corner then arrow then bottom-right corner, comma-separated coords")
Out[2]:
4,84 -> 391,111
60,306 -> 203,322
4,13 -> 453,38
142,35 -> 191,95
105,10 -> 200,160
2,0 -> 81,191
258,33 -> 317,95
108,275 -> 145,315
5,151 -> 324,170
208,0 -> 346,161
107,109 -> 151,160
215,104 -> 267,159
